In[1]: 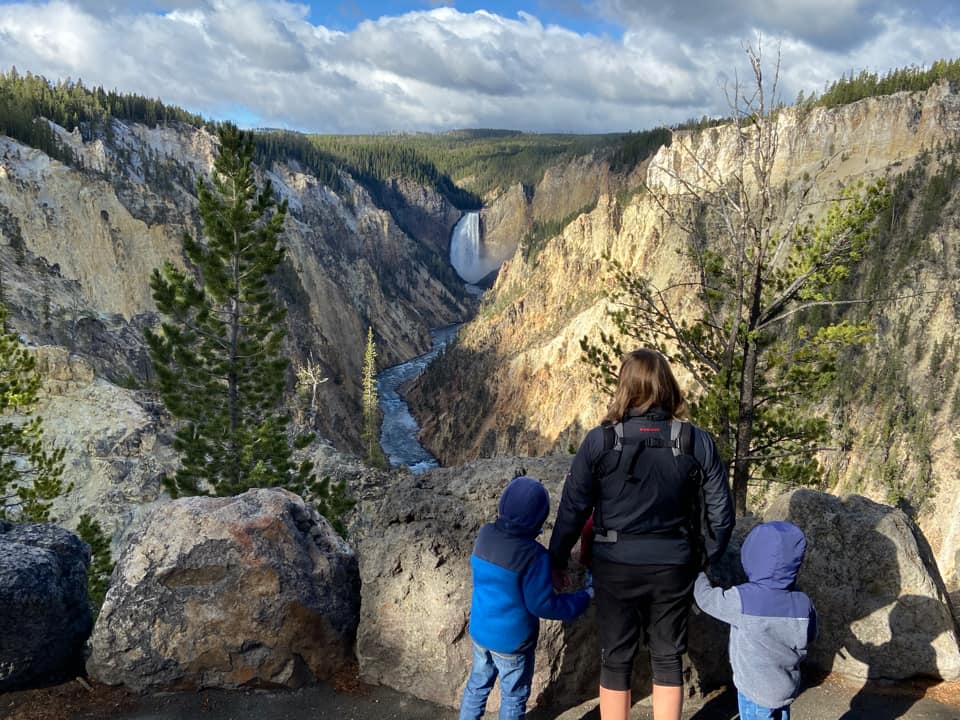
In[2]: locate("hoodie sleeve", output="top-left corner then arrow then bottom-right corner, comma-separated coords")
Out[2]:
693,572 -> 742,625
522,551 -> 590,621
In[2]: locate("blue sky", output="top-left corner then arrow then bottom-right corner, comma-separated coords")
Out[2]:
0,1 -> 957,133
310,1 -> 623,36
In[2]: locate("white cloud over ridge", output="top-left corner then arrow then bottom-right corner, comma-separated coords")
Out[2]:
0,0 -> 956,133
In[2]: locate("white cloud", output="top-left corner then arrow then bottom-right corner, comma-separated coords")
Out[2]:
0,0 -> 956,133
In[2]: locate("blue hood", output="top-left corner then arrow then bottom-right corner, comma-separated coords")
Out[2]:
496,476 -> 550,536
740,521 -> 806,590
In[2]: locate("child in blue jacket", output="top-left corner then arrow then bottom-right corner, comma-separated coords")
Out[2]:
459,475 -> 592,720
694,521 -> 818,720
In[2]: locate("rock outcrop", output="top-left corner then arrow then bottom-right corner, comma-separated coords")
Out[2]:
353,457 -> 960,711
86,488 -> 359,691
765,489 -> 960,681
352,455 -> 597,712
0,520 -> 92,690
25,346 -> 177,555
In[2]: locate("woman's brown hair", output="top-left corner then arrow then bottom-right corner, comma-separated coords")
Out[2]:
602,348 -> 688,424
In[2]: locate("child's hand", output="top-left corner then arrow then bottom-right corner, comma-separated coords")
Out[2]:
552,568 -> 572,592
583,570 -> 594,599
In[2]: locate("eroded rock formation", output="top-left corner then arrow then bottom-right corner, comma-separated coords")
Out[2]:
351,457 -> 960,711
86,488 -> 359,690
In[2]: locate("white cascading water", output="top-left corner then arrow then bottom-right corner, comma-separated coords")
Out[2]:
450,212 -> 499,284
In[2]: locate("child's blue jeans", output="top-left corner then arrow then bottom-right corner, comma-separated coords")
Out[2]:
738,690 -> 791,720
459,641 -> 535,720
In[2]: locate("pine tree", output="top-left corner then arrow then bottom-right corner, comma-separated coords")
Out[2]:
0,305 -> 68,522
77,513 -> 115,617
360,326 -> 384,466
583,43 -> 889,516
145,123 -> 313,497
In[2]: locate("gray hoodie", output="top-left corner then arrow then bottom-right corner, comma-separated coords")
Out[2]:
694,521 -> 817,709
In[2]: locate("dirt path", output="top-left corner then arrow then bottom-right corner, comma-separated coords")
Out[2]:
3,675 -> 960,720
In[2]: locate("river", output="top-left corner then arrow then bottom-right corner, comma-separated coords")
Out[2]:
377,324 -> 460,473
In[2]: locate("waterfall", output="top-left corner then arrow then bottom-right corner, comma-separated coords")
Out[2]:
450,212 -> 498,284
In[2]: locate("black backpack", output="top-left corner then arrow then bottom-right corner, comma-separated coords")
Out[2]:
594,418 -> 713,562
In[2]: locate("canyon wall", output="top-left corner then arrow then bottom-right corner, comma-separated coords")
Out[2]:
412,81 -> 960,588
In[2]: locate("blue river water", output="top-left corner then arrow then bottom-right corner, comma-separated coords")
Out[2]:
377,324 -> 460,473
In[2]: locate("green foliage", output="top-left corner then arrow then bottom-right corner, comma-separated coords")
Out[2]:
145,124 -> 314,497
581,47 -> 890,515
310,135 -> 482,210
607,128 -> 673,172
810,58 -> 960,109
77,513 -> 114,617
361,326 -> 387,468
252,130 -> 345,193
312,128 -> 668,203
310,475 -> 356,537
0,305 -> 68,522
0,68 -> 206,166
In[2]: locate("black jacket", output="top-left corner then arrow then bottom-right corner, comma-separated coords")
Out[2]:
549,408 -> 734,568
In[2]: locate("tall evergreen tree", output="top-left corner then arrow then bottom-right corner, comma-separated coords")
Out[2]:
583,44 -> 889,516
0,305 -> 67,522
145,123 -> 313,497
360,326 -> 384,466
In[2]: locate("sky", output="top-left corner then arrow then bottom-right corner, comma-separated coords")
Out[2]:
0,0 -> 958,134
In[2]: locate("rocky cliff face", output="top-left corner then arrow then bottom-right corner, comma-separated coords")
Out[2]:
474,152 -> 641,283
0,117 -> 475,546
0,119 -> 472,453
412,81 -> 960,588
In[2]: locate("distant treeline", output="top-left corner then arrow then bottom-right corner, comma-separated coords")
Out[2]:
0,68 -> 206,165
311,136 -> 483,209
314,127 -> 673,200
806,58 -> 960,109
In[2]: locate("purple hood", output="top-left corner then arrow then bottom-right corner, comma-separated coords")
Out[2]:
741,521 -> 807,590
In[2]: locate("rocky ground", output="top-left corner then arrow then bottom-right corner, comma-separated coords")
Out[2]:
3,674 -> 960,720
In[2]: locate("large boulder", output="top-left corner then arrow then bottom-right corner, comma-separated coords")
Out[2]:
354,459 -> 960,712
86,488 -> 359,690
0,520 -> 92,690
352,455 -> 729,712
764,489 -> 960,681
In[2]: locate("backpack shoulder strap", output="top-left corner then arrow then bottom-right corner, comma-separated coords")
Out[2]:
601,422 -> 624,450
671,419 -> 696,458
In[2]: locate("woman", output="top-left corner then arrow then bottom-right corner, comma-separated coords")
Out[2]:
549,349 -> 734,720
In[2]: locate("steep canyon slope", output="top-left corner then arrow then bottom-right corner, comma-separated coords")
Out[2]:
0,118 -> 471,537
413,81 -> 960,587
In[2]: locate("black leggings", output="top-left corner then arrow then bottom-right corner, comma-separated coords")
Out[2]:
592,560 -> 696,690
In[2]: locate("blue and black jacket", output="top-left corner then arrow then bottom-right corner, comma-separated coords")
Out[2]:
694,521 -> 818,709
469,476 -> 591,654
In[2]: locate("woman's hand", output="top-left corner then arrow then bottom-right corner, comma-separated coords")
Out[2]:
552,567 -> 572,592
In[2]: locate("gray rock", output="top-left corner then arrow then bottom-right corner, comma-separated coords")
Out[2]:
0,520 -> 92,690
352,455 -> 731,711
86,488 -> 360,690
764,489 -> 960,681
354,460 -> 960,712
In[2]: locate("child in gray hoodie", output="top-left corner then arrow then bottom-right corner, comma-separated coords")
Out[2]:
694,521 -> 817,720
